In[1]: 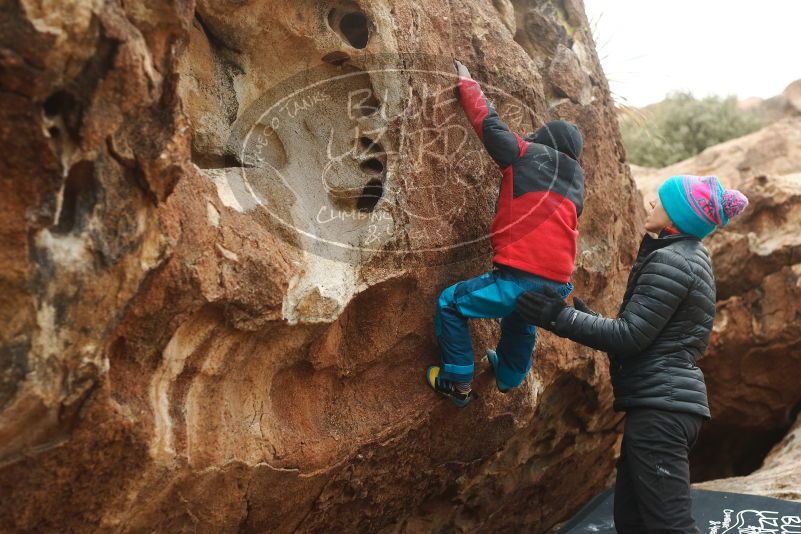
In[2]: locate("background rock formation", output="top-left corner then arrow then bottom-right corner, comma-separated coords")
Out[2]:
633,115 -> 801,205
697,412 -> 801,501
738,78 -> 801,125
1,0 -> 644,532
693,173 -> 801,481
631,114 -> 801,484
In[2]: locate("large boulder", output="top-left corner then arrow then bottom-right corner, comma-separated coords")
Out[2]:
634,116 -> 801,205
631,138 -> 801,482
697,411 -> 801,501
737,78 -> 801,124
691,173 -> 801,481
0,0 -> 644,531
785,79 -> 801,114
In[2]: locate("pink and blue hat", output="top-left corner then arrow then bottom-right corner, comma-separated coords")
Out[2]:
658,175 -> 749,238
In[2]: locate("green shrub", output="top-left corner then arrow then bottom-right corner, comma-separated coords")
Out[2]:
620,92 -> 763,168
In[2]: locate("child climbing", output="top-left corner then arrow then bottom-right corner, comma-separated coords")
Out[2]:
425,59 -> 586,407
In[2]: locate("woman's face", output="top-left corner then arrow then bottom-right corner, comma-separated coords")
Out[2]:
645,198 -> 673,233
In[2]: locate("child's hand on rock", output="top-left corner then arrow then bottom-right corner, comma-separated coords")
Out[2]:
454,59 -> 471,78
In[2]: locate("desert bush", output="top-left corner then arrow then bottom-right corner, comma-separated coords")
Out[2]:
620,92 -> 763,168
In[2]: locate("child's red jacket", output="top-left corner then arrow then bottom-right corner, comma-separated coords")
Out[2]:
459,76 -> 585,283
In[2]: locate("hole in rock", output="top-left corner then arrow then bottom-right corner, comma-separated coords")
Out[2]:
53,160 -> 97,235
47,127 -> 60,138
328,4 -> 371,49
322,51 -> 351,66
358,136 -> 383,155
223,153 -> 246,168
356,90 -> 380,116
340,69 -> 381,117
689,422 -> 790,482
42,90 -> 82,140
43,90 -> 75,118
789,398 -> 801,425
356,179 -> 383,212
339,12 -> 369,48
359,157 -> 384,174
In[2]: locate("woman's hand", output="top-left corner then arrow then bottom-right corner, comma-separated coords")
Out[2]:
516,286 -> 567,329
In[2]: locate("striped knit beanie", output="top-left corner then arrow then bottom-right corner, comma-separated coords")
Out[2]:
658,175 -> 749,238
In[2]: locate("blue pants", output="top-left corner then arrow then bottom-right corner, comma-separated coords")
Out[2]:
434,265 -> 573,388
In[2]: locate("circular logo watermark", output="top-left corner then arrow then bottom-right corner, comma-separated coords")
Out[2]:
222,54 -> 581,267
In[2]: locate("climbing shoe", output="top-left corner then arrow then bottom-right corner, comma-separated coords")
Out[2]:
425,366 -> 477,408
485,349 -> 510,393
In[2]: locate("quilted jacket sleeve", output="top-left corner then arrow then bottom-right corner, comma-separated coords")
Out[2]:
553,250 -> 694,358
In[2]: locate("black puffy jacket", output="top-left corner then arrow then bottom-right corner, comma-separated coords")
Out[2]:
554,232 -> 715,419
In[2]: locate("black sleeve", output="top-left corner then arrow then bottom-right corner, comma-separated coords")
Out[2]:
481,104 -> 522,168
553,250 -> 693,358
458,76 -> 522,168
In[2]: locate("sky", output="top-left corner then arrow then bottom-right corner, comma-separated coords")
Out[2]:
583,0 -> 801,107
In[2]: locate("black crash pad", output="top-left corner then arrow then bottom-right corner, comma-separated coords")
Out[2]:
558,488 -> 801,533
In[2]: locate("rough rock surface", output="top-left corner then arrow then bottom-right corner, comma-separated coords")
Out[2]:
631,131 -> 801,482
692,173 -> 801,481
633,116 -> 801,206
738,78 -> 801,124
0,0 -> 644,532
697,412 -> 801,501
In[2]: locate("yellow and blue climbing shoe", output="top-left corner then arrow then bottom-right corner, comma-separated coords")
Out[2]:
425,366 -> 476,408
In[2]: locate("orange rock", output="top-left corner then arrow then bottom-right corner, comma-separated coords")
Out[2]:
0,0 -> 644,531
633,148 -> 801,485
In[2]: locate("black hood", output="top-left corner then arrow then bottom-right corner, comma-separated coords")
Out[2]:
525,120 -> 584,160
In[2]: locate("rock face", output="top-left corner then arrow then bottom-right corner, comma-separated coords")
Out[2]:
631,123 -> 801,483
634,116 -> 801,206
697,411 -> 801,501
692,173 -> 801,481
0,0 -> 644,532
737,78 -> 801,124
